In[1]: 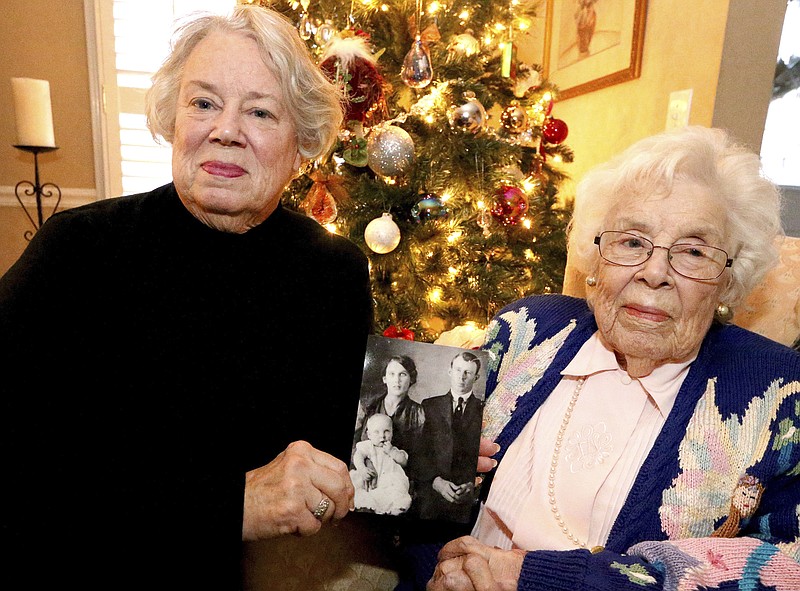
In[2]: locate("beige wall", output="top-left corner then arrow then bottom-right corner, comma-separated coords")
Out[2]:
547,0 -> 786,201
0,0 -> 785,276
1,0 -> 95,272
552,0 -> 729,197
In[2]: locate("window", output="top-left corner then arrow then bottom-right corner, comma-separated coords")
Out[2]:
760,0 -> 800,188
87,0 -> 235,197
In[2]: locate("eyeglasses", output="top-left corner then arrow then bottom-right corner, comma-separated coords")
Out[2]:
594,231 -> 733,280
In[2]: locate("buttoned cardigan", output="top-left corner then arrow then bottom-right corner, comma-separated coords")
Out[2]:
407,294 -> 800,591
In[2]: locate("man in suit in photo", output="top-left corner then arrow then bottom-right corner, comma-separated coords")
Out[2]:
414,351 -> 484,523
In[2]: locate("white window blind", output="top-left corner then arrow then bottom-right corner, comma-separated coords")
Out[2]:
99,0 -> 236,196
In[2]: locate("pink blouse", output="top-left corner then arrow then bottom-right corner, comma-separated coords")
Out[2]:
472,332 -> 693,550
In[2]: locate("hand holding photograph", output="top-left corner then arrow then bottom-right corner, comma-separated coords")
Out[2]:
350,335 -> 489,523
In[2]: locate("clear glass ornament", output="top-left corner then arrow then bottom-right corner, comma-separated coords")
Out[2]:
314,20 -> 335,47
401,38 -> 433,89
477,209 -> 492,237
302,181 -> 338,225
298,13 -> 315,41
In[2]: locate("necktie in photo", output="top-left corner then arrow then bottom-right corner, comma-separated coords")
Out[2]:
454,396 -> 465,417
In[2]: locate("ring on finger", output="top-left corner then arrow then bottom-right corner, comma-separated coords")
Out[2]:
312,496 -> 331,520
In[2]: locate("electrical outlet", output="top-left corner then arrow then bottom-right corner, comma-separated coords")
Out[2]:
665,89 -> 693,130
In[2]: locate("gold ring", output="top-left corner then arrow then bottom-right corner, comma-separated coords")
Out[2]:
312,497 -> 331,520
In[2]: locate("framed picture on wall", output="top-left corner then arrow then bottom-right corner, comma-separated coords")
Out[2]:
543,0 -> 648,100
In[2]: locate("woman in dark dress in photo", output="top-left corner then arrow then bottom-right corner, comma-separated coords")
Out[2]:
354,355 -> 426,460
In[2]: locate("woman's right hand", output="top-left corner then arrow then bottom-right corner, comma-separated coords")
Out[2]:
476,437 -> 500,474
242,440 -> 354,540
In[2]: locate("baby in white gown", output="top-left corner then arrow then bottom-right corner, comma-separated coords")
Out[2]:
350,413 -> 412,516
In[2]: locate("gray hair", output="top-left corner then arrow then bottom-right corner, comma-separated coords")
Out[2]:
567,126 -> 783,308
145,4 -> 344,161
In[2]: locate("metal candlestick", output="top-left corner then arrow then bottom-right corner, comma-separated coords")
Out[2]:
13,145 -> 62,241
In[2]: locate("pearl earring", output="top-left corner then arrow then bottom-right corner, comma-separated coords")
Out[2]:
715,303 -> 733,323
585,276 -> 597,287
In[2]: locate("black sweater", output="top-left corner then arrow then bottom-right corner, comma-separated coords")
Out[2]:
0,183 -> 373,589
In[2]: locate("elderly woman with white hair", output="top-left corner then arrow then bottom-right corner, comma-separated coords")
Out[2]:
411,126 -> 800,590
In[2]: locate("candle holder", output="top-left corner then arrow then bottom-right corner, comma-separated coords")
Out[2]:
13,145 -> 62,241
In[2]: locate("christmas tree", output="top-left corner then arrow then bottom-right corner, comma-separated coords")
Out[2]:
248,0 -> 574,343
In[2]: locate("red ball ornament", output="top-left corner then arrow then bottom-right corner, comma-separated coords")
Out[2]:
542,117 -> 569,144
383,325 -> 415,341
490,185 -> 528,226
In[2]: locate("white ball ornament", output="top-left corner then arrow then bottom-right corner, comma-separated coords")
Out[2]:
364,213 -> 401,254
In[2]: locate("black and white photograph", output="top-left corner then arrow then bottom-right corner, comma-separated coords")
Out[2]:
349,335 -> 489,522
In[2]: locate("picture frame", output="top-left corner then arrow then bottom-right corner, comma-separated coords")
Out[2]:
543,0 -> 648,100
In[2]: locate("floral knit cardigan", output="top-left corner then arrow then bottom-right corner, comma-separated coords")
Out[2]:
409,294 -> 800,591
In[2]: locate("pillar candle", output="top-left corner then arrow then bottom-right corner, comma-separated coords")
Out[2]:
11,77 -> 56,148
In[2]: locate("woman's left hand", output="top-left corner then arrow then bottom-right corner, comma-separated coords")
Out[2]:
427,536 -> 525,591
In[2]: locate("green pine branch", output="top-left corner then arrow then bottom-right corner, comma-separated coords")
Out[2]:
260,0 -> 571,342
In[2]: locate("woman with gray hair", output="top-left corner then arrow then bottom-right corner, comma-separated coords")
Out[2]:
0,4 -> 371,590
146,5 -> 343,171
412,126 -> 800,590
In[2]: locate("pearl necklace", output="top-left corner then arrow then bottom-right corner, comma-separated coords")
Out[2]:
548,377 -> 587,548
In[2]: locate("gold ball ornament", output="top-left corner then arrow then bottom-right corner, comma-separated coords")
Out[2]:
500,101 -> 529,133
367,125 -> 415,177
364,213 -> 401,254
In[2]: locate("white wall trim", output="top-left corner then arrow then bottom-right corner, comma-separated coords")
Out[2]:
84,0 -> 111,199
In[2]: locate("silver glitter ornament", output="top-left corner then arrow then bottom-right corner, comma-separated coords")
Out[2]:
449,30 -> 480,56
367,125 -> 415,177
